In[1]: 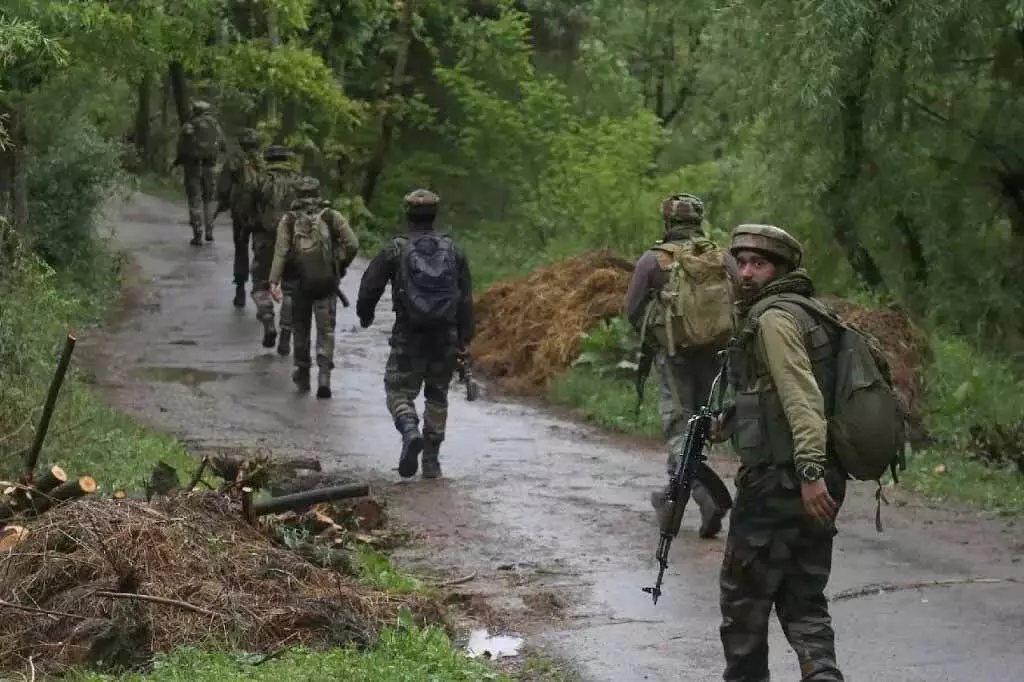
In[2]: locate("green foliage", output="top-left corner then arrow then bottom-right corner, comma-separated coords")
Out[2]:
898,447 -> 1024,515
571,316 -> 640,379
549,365 -> 661,438
355,546 -> 424,594
68,626 -> 510,681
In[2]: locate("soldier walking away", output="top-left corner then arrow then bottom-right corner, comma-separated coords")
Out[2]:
718,224 -> 846,681
624,193 -> 733,538
356,189 -> 474,479
252,145 -> 302,349
174,99 -> 225,246
215,128 -> 264,307
269,177 -> 358,398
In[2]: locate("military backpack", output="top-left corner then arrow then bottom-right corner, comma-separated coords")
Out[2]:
186,114 -> 221,160
641,237 -> 734,353
290,209 -> 337,298
396,232 -> 461,330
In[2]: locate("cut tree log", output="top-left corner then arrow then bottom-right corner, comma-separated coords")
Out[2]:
252,483 -> 370,517
0,525 -> 28,550
278,457 -> 322,472
29,475 -> 97,516
35,465 -> 69,494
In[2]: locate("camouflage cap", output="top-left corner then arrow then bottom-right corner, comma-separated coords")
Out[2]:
190,99 -> 211,112
661,193 -> 704,223
238,128 -> 261,150
263,145 -> 293,162
296,176 -> 321,198
729,224 -> 803,268
404,189 -> 440,207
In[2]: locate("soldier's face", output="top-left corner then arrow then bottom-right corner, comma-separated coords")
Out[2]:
734,250 -> 777,296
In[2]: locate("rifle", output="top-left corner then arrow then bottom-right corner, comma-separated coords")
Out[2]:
335,287 -> 350,308
642,352 -> 727,605
456,351 -> 479,402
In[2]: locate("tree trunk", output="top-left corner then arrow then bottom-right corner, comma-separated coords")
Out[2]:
894,210 -> 927,287
168,60 -> 190,125
267,4 -> 281,134
135,72 -> 154,171
10,105 -> 29,233
361,0 -> 418,206
252,483 -> 370,516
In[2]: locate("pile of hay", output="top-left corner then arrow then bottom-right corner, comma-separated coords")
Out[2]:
470,250 -> 634,391
0,493 -> 443,676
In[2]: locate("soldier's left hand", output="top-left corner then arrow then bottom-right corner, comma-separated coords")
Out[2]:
270,283 -> 283,303
800,479 -> 838,521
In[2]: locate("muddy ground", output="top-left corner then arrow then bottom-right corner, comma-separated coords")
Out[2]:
83,194 -> 1024,681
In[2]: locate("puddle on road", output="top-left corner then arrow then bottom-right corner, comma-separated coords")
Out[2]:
135,366 -> 234,386
466,629 -> 524,659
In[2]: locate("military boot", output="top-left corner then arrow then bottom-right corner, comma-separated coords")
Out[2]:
421,436 -> 442,479
316,371 -> 331,399
650,486 -> 673,532
276,329 -> 291,356
261,319 -> 277,348
693,483 -> 726,539
292,366 -> 311,392
189,226 -> 203,246
204,226 -> 214,242
396,415 -> 424,479
233,284 -> 246,308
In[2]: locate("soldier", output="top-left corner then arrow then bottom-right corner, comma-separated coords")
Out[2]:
356,190 -> 474,479
174,99 -> 225,246
718,224 -> 845,681
251,145 -> 302,349
269,177 -> 358,398
215,128 -> 264,308
624,193 -> 733,538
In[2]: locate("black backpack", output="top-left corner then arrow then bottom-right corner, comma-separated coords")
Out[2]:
396,232 -> 461,329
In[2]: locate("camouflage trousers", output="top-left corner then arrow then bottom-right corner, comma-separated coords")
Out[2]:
292,292 -> 336,371
656,348 -> 731,507
250,231 -> 276,324
719,466 -> 845,681
231,216 -> 252,285
279,279 -> 295,334
182,160 -> 216,235
384,338 -> 459,439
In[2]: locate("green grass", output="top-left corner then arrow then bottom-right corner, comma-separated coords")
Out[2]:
355,546 -> 427,593
68,626 -> 512,682
899,447 -> 1024,514
135,171 -> 184,202
0,248 -> 194,491
548,366 -> 662,439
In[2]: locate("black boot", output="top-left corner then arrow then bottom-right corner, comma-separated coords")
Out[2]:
316,370 -> 331,399
292,366 -> 311,392
277,329 -> 291,356
261,319 -> 277,348
396,415 -> 423,479
421,436 -> 442,479
204,226 -> 214,242
233,284 -> 246,308
693,483 -> 727,539
190,227 -> 202,246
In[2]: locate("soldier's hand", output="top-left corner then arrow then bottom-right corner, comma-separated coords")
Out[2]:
270,283 -> 282,303
800,479 -> 838,522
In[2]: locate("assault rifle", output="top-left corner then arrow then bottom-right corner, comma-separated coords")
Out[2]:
643,353 -> 727,605
456,350 -> 479,402
335,286 -> 350,308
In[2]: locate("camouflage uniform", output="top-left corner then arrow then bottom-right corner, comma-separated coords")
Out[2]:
215,128 -> 264,307
252,146 -> 302,347
270,178 -> 359,398
356,189 -> 474,479
175,100 -> 225,245
624,193 -> 732,537
720,224 -> 845,682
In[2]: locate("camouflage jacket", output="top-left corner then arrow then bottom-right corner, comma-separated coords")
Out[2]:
216,150 -> 265,223
269,200 -> 360,286
253,163 -> 302,235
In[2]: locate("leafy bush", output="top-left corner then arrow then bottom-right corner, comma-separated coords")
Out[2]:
571,316 -> 641,380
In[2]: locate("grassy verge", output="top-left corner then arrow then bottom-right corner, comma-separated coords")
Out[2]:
135,171 -> 184,202
544,337 -> 1024,514
0,247 -> 194,490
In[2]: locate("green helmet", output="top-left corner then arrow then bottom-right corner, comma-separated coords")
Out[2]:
661,193 -> 704,224
404,188 -> 440,222
296,176 -> 321,199
238,128 -> 261,151
190,99 -> 211,115
729,224 -> 803,268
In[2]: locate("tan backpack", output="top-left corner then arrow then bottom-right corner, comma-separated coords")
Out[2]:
641,238 -> 734,354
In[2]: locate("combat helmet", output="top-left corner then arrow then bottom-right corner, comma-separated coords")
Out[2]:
190,99 -> 211,115
661,193 -> 704,224
729,224 -> 803,269
404,188 -> 440,223
238,128 -> 261,151
296,176 -> 321,199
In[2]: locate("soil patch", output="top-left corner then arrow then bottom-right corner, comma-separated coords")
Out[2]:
0,493 -> 444,676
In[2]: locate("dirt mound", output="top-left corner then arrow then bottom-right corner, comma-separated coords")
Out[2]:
471,254 -> 928,419
471,250 -> 634,391
0,493 -> 443,676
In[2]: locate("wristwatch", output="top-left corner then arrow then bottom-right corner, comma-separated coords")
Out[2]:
798,463 -> 825,483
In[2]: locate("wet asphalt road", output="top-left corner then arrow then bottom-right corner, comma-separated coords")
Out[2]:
92,195 -> 1024,681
